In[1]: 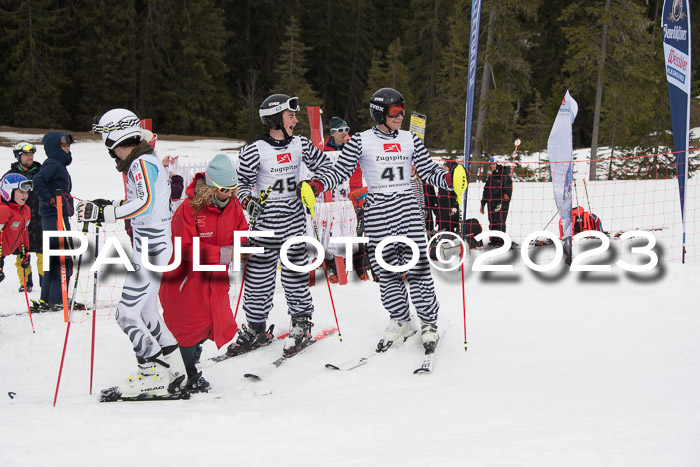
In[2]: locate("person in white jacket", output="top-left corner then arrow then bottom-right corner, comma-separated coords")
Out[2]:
78,108 -> 187,400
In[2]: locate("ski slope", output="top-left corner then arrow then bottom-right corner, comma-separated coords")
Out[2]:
0,134 -> 699,466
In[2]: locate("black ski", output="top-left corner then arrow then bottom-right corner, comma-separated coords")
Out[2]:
99,386 -> 190,402
208,326 -> 288,363
244,328 -> 337,382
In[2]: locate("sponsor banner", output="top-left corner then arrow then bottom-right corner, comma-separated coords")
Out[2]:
547,91 -> 578,241
461,0 -> 482,228
661,0 -> 691,259
409,112 -> 427,140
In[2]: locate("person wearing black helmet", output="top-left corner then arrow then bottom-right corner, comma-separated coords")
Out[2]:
303,87 -> 466,354
480,156 -> 512,247
2,142 -> 44,293
233,93 -> 333,357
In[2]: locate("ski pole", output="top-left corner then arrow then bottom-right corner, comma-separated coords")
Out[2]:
89,222 -> 101,394
68,222 -> 89,318
462,248 -> 467,352
54,191 -> 70,406
233,187 -> 272,323
574,179 -> 580,209
300,181 -> 343,342
20,245 -> 35,333
583,178 -> 593,214
450,164 -> 469,351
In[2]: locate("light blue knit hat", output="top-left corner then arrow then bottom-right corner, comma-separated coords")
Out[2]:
205,154 -> 238,188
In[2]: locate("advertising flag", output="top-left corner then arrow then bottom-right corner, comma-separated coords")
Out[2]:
461,0 -> 482,228
661,0 -> 691,262
547,91 -> 578,243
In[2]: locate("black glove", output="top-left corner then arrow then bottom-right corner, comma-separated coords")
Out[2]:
20,248 -> 31,269
91,199 -> 113,208
242,196 -> 263,218
295,179 -> 323,199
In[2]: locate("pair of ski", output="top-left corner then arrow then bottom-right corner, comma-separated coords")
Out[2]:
325,330 -> 445,375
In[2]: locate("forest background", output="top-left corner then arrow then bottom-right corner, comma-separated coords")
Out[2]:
1,0 -> 698,167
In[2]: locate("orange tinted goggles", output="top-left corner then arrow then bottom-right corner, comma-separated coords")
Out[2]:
386,104 -> 405,118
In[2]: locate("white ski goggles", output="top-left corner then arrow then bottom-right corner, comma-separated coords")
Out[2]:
259,97 -> 300,117
18,180 -> 33,191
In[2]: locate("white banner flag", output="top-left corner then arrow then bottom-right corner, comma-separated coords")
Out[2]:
547,90 -> 578,241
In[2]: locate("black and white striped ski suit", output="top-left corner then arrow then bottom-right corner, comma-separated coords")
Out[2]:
237,135 -> 333,324
318,127 -> 450,325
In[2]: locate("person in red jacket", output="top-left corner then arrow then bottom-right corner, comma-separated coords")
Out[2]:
159,154 -> 249,392
0,174 -> 32,286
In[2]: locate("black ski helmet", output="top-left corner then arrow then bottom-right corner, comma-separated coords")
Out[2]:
259,94 -> 300,130
369,88 -> 405,125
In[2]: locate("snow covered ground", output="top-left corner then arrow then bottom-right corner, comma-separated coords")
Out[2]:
1,134 -> 699,466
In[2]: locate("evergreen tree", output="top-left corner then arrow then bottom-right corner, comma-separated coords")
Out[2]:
153,0 -> 233,135
274,16 -> 320,108
360,39 -> 413,128
473,0 -> 539,159
561,0 -> 665,178
403,0 -> 451,114
433,0 -> 469,153
343,0 -> 376,129
0,0 -> 70,127
72,0 -> 138,129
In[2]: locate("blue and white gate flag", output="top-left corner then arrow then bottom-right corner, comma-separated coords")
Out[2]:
461,0 -> 482,225
547,91 -> 578,241
661,0 -> 691,262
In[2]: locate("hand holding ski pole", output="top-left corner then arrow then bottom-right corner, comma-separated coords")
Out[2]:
298,180 -> 323,217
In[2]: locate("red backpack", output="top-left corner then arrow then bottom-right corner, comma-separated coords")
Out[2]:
559,207 -> 604,238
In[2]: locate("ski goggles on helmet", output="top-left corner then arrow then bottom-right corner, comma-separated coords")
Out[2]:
331,127 -> 350,134
14,143 -> 37,154
386,104 -> 405,118
18,180 -> 33,192
60,134 -> 74,145
259,96 -> 300,117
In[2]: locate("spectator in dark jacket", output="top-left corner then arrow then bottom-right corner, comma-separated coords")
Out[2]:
480,156 -> 513,247
2,142 -> 44,292
435,161 -> 460,234
31,131 -> 84,312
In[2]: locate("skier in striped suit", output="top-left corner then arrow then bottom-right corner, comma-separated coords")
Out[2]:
78,108 -> 187,398
303,88 -> 464,353
235,94 -> 333,356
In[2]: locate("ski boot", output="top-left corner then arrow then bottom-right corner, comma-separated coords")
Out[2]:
19,284 -> 32,293
226,322 -> 275,356
30,299 -> 50,313
420,321 -> 439,353
109,358 -> 179,400
377,319 -> 415,352
283,314 -> 314,357
30,299 -> 62,313
160,345 -> 188,390
186,371 -> 211,394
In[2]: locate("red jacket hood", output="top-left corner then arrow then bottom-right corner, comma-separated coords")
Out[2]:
185,172 -> 206,199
